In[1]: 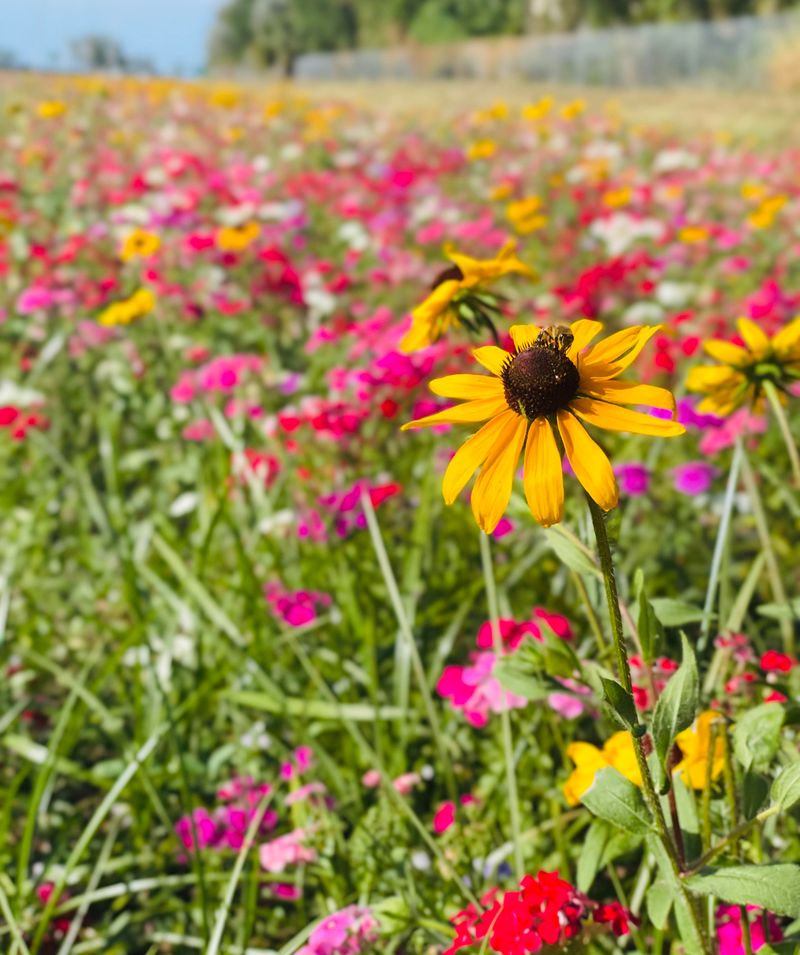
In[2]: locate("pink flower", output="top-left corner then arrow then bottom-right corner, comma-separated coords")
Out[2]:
392,772 -> 421,795
361,769 -> 381,788
433,801 -> 456,834
259,828 -> 316,873
716,904 -> 782,954
297,905 -> 378,955
438,652 -> 527,727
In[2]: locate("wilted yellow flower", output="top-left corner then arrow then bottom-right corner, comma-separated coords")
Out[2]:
37,100 -> 67,119
563,731 -> 642,806
687,315 -> 800,415
216,222 -> 261,253
506,196 -> 547,235
400,241 -> 535,353
678,226 -> 709,244
402,320 -> 683,531
120,229 -> 161,262
674,711 -> 725,790
467,139 -> 497,161
98,288 -> 156,327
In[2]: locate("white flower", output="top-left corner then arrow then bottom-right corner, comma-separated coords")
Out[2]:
589,213 -> 665,257
653,148 -> 698,174
655,281 -> 696,308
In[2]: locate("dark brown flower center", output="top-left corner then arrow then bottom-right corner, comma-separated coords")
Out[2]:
431,264 -> 464,290
502,345 -> 580,418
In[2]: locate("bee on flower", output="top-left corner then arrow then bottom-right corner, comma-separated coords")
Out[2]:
403,320 -> 684,532
399,241 -> 535,354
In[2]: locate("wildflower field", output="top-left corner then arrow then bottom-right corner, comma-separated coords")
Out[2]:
2,76 -> 800,955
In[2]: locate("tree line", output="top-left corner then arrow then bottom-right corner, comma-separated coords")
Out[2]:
208,0 -> 798,72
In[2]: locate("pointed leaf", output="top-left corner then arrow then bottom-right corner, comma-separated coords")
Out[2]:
686,864 -> 800,917
651,632 -> 698,790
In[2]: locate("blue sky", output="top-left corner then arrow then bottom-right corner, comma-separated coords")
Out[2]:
1,0 -> 226,74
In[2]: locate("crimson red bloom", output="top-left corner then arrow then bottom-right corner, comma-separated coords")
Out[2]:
443,871 -> 632,954
760,650 -> 794,673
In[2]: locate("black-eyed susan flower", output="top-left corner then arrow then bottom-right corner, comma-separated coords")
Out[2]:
399,241 -> 535,354
402,320 -> 684,532
687,316 -> 800,416
673,711 -> 725,790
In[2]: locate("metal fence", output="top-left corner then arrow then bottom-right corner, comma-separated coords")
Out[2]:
294,13 -> 800,88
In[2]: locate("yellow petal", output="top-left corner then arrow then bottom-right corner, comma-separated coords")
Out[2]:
686,364 -> 740,393
582,325 -> 662,379
429,374 -> 504,400
566,741 -> 607,771
583,378 -> 676,411
471,414 -> 526,533
566,319 -> 604,360
523,418 -> 564,527
570,398 -> 686,437
557,411 -> 618,512
441,410 -> 516,505
704,339 -> 749,367
401,396 -> 509,430
399,317 -> 435,353
772,315 -> 800,357
472,345 -> 512,376
563,767 -> 597,807
509,324 -> 540,351
410,280 -> 460,326
585,325 -> 661,366
737,318 -> 770,359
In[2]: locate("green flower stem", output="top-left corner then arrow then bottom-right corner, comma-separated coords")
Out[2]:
763,378 -> 800,487
587,496 -> 713,955
700,438 -> 744,652
570,568 -> 611,659
740,446 -> 795,655
480,532 -> 525,882
685,805 -> 780,875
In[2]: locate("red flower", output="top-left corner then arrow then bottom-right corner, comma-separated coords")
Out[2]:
760,650 -> 794,673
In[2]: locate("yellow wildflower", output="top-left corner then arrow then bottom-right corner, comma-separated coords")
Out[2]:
674,711 -> 725,790
403,320 -> 683,531
506,196 -> 547,235
678,226 -> 709,244
400,241 -> 535,354
120,229 -> 161,262
687,315 -> 800,415
216,222 -> 261,253
37,100 -> 67,119
467,139 -> 497,161
563,731 -> 642,806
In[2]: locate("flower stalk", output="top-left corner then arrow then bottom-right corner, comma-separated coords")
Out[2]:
762,378 -> 800,487
586,495 -> 713,955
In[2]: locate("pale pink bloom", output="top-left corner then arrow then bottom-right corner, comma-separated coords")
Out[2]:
286,782 -> 326,806
392,772 -> 421,795
297,905 -> 378,955
259,828 -> 316,873
699,407 -> 766,455
361,769 -> 381,788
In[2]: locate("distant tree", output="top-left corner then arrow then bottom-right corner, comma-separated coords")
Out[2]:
69,35 -> 155,74
0,49 -> 24,70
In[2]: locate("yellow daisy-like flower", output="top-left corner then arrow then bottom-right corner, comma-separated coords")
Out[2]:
674,710 -> 725,790
402,320 -> 684,532
216,222 -> 261,253
98,288 -> 156,327
36,100 -> 67,119
563,731 -> 642,807
399,241 -> 535,354
120,229 -> 161,262
506,196 -> 547,235
686,315 -> 800,416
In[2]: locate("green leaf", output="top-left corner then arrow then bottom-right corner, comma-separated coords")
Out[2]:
733,703 -> 785,772
576,819 -> 611,893
601,677 -> 638,730
494,657 -> 548,701
743,771 -> 770,820
651,632 -> 698,791
686,864 -> 800,917
638,587 -> 662,664
581,767 -> 653,834
771,761 -> 800,812
227,690 -> 406,722
757,598 -> 800,621
544,529 -> 599,578
650,598 -> 708,628
646,880 -> 674,930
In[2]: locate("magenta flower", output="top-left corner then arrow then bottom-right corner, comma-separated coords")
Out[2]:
615,462 -> 651,496
673,461 -> 718,495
